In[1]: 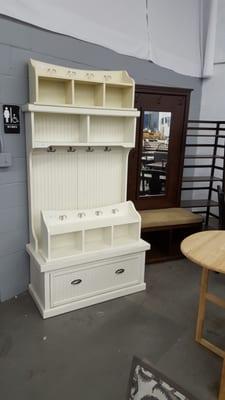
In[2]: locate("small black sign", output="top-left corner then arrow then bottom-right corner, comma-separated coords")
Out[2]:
3,105 -> 20,134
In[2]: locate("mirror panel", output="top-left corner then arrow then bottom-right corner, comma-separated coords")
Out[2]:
139,111 -> 171,197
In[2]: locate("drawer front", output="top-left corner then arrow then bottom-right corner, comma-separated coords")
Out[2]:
50,254 -> 142,307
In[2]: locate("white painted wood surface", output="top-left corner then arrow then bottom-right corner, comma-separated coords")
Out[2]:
25,59 -> 150,318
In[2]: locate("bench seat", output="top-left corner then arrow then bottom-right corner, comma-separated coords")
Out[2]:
140,207 -> 203,230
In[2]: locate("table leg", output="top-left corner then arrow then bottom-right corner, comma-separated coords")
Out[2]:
219,358 -> 225,400
196,268 -> 209,343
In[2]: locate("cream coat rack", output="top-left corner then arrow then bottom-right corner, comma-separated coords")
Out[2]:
23,59 -> 150,318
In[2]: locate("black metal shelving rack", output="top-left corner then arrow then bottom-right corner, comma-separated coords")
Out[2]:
181,120 -> 225,226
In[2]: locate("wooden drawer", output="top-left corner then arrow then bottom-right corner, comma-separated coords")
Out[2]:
50,254 -> 142,307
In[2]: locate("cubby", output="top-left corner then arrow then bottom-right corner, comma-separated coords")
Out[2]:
105,84 -> 133,108
23,107 -> 139,148
84,227 -> 112,252
89,116 -> 135,144
141,225 -> 202,264
39,202 -> 141,261
34,113 -> 88,144
29,59 -> 134,109
50,231 -> 83,259
38,77 -> 73,105
74,82 -> 104,107
113,223 -> 139,246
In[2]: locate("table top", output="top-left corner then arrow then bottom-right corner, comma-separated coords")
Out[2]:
181,230 -> 225,273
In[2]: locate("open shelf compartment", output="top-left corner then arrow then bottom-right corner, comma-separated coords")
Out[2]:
89,116 -> 135,144
50,231 -> 83,259
33,112 -> 88,145
38,77 -> 73,105
113,223 -> 139,246
29,60 -> 135,109
74,82 -> 104,107
105,84 -> 133,108
38,201 -> 141,261
84,227 -> 112,252
30,111 -> 136,148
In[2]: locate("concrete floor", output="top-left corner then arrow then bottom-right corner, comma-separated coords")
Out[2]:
1,259 -> 225,400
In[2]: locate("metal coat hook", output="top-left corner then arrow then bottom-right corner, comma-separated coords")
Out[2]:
47,146 -> 56,152
77,212 -> 86,218
59,214 -> 67,221
67,146 -> 76,152
104,146 -> 112,152
86,146 -> 94,152
95,210 -> 103,216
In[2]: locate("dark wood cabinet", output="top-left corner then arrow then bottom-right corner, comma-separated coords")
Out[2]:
127,85 -> 192,210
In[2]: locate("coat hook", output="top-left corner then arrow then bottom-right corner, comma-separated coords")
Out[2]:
67,146 -> 76,152
77,212 -> 86,218
47,146 -> 56,152
86,146 -> 94,152
104,146 -> 112,152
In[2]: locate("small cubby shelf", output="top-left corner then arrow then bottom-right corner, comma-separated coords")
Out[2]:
74,82 -> 104,107
89,115 -> 135,144
105,84 -> 133,108
50,231 -> 83,259
38,77 -> 73,105
30,111 -> 137,148
85,227 -> 112,252
34,113 -> 88,144
113,223 -> 139,246
29,59 -> 134,109
39,201 -> 141,261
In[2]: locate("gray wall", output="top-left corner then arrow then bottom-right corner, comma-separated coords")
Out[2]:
0,15 -> 202,301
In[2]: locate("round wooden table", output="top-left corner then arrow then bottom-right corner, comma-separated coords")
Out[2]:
181,230 -> 225,400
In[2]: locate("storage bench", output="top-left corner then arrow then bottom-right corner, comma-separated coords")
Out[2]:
139,208 -> 203,263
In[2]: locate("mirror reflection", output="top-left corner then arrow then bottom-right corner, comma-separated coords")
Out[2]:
140,111 -> 171,196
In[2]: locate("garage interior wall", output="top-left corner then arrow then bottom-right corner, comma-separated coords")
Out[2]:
0,15 -> 202,301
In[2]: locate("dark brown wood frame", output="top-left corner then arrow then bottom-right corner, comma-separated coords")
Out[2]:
127,85 -> 192,210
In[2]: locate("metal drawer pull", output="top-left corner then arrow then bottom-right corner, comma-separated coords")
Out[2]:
115,268 -> 125,274
71,279 -> 82,285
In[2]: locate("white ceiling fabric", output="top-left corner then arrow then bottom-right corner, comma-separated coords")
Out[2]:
0,0 -> 218,77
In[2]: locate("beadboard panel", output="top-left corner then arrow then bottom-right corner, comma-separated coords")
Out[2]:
77,148 -> 125,209
34,113 -> 83,143
31,148 -> 126,239
90,116 -> 133,143
32,149 -> 79,239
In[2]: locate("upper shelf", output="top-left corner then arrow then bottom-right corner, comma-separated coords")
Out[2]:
22,104 -> 140,117
25,110 -> 137,149
28,59 -> 135,109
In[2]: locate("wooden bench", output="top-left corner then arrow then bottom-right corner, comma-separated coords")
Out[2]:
139,208 -> 203,263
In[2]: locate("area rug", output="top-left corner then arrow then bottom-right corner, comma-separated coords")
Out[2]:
127,356 -> 198,400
